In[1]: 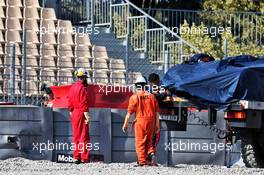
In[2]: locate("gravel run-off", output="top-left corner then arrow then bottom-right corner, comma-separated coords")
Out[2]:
0,158 -> 264,175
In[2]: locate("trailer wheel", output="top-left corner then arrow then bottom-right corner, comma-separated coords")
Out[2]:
241,138 -> 264,168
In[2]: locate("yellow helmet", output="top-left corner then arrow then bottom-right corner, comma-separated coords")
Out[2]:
75,68 -> 88,77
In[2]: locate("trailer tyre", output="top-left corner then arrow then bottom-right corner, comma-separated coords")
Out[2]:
241,139 -> 264,168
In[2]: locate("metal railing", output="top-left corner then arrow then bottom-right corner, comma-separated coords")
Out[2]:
55,0 -> 199,67
111,0 -> 199,72
144,8 -> 264,45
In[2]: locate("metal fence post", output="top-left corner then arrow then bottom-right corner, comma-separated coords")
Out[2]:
164,50 -> 169,74
91,0 -> 95,34
144,17 -> 148,59
162,29 -> 165,70
180,39 -> 183,63
125,5 -> 130,84
224,39 -> 228,60
9,44 -> 16,103
22,29 -> 27,105
109,1 -> 112,30
86,0 -> 90,25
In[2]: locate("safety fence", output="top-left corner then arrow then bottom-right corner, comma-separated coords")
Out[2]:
144,8 -> 264,46
111,0 -> 198,71
56,0 -> 263,55
0,41 -> 153,105
0,44 -> 131,105
55,0 -> 199,66
0,0 -> 199,105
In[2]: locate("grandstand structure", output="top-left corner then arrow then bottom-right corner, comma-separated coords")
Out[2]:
0,0 -> 198,105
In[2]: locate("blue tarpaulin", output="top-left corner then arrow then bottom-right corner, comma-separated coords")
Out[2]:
162,55 -> 264,108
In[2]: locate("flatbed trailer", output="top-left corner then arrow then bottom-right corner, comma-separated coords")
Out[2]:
162,98 -> 264,168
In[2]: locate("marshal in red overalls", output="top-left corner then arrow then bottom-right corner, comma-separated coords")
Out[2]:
68,80 -> 90,163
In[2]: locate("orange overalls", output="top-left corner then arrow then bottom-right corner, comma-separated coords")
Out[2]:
128,91 -> 160,165
68,80 -> 90,162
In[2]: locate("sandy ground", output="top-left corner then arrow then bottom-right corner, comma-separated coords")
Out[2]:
0,158 -> 264,175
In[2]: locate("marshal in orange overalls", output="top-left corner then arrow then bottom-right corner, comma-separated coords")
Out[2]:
127,91 -> 160,165
68,80 -> 90,162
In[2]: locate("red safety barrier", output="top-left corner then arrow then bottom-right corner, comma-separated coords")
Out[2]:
50,84 -> 133,109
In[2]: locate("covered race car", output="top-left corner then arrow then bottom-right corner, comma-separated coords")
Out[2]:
185,53 -> 215,64
162,55 -> 264,109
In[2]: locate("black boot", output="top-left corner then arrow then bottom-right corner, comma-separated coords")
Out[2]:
73,159 -> 81,164
149,153 -> 158,166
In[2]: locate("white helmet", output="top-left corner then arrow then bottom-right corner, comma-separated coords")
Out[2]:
135,76 -> 147,84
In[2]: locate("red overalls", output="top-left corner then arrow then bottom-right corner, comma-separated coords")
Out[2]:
68,80 -> 90,162
128,91 -> 160,165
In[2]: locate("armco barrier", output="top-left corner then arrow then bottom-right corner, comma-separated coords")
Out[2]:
0,106 -> 240,166
0,106 -> 53,160
52,108 -> 112,163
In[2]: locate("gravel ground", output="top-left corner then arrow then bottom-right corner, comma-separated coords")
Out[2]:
0,158 -> 264,175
